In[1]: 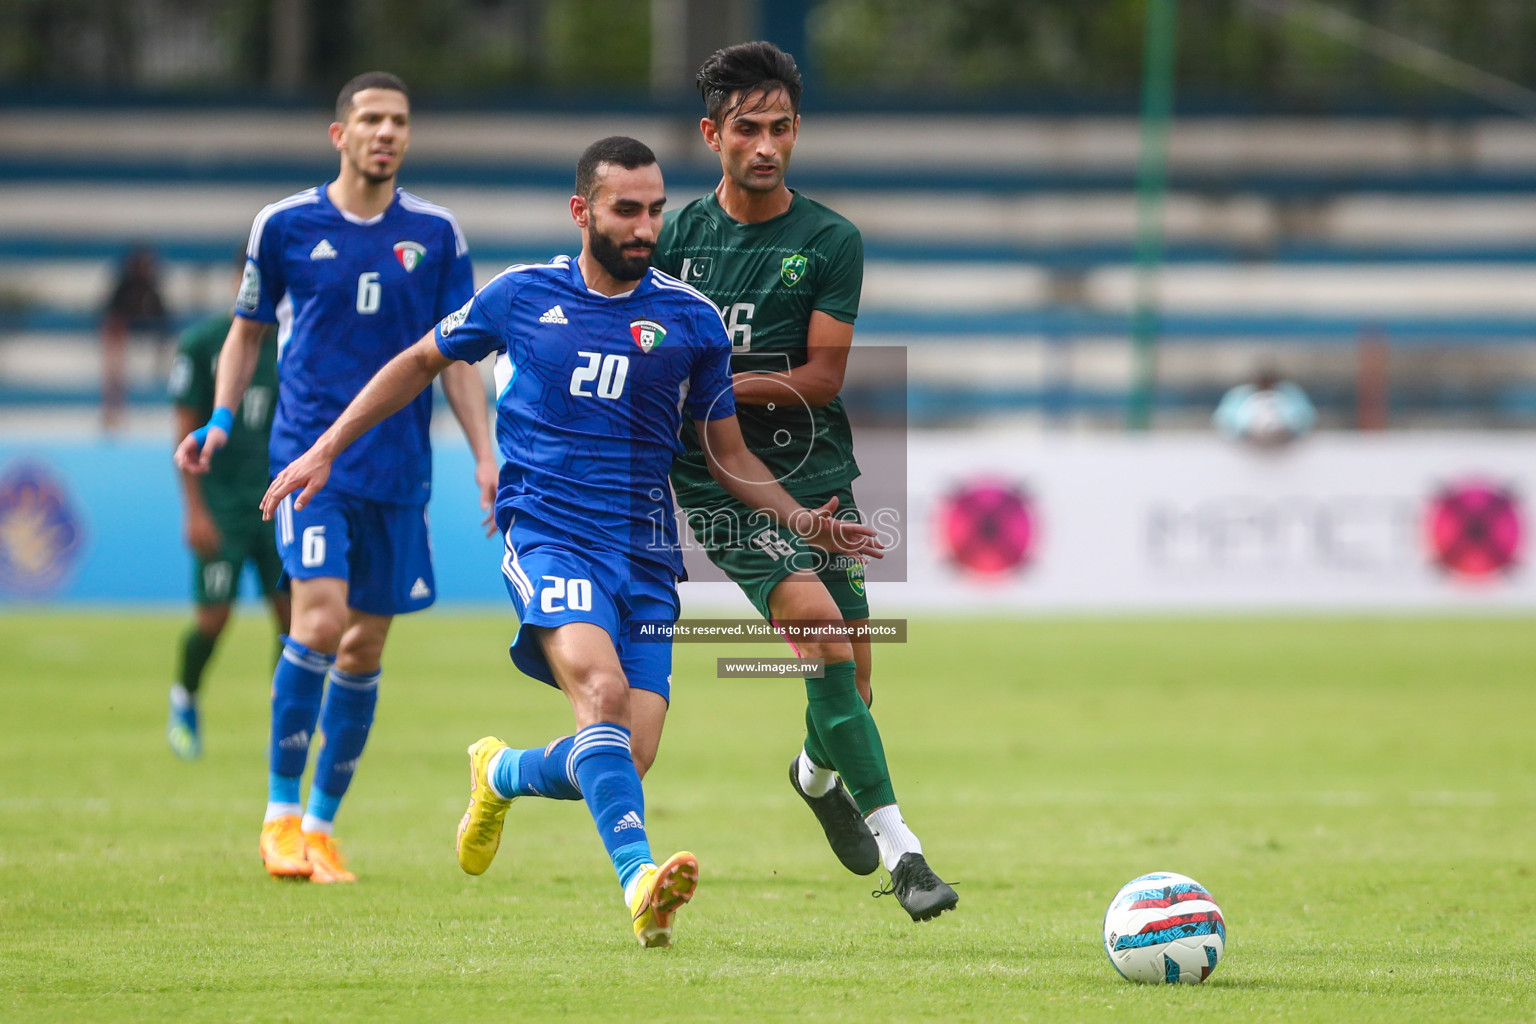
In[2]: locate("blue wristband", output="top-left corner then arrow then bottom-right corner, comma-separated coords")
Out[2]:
192,406 -> 235,446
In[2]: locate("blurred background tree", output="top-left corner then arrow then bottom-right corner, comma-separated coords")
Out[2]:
0,0 -> 1531,108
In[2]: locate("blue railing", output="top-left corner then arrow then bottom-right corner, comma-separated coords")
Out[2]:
3,156 -> 1536,197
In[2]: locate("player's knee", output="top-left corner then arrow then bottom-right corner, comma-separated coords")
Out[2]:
336,634 -> 385,674
800,639 -> 855,665
568,667 -> 629,723
291,605 -> 345,654
195,604 -> 231,638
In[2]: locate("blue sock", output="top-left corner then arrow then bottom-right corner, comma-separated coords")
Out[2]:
492,736 -> 582,800
571,724 -> 654,893
267,637 -> 332,807
305,667 -> 379,827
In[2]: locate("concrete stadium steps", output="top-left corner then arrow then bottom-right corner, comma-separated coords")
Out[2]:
3,110 -> 1533,425
5,183 -> 1536,257
8,254 -> 1536,321
7,110 -> 1536,174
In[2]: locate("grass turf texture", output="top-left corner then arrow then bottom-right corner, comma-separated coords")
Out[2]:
1,613 -> 1533,1023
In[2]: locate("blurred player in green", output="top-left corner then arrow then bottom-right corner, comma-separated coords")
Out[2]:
654,40 -> 957,921
166,261 -> 290,759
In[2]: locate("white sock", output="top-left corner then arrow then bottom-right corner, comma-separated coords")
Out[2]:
486,747 -> 513,800
623,863 -> 657,907
300,814 -> 333,835
264,802 -> 301,822
797,750 -> 837,798
169,683 -> 193,710
865,804 -> 922,872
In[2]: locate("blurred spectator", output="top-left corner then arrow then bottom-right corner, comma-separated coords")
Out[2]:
101,245 -> 170,432
1213,364 -> 1316,448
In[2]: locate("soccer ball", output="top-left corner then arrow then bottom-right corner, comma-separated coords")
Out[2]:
1102,872 -> 1226,984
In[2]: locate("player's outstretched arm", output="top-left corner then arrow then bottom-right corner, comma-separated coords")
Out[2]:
729,311 -> 853,408
261,333 -> 453,519
697,413 -> 882,560
439,359 -> 499,534
173,403 -> 222,558
174,317 -> 269,474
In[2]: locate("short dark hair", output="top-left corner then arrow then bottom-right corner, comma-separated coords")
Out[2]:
575,136 -> 658,200
335,71 -> 409,122
696,41 -> 802,123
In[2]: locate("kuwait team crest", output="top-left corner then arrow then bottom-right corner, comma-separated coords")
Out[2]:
781,253 -> 808,287
393,241 -> 425,272
630,319 -> 666,353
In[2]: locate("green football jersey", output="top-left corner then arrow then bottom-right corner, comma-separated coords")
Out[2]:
655,190 -> 863,504
168,313 -> 278,517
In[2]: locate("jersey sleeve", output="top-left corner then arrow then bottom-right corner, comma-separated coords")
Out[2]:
813,224 -> 863,324
168,329 -> 212,412
437,221 -> 476,320
235,207 -> 288,324
686,304 -> 737,422
434,271 -> 514,365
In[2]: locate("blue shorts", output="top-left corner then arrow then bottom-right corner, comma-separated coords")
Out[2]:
274,488 -> 435,617
500,517 -> 678,702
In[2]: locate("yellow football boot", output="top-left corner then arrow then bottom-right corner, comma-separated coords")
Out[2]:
303,831 -> 356,884
629,851 -> 700,948
456,736 -> 514,875
259,815 -> 312,879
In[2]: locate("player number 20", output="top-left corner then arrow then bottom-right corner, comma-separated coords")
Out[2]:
569,351 -> 629,400
540,575 -> 592,613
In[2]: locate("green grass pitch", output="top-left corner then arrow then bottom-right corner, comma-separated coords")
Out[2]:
2,612 -> 1533,1022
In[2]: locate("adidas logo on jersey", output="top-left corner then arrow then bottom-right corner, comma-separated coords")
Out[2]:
613,810 -> 644,833
410,578 -> 432,600
310,239 -> 338,260
539,305 -> 569,324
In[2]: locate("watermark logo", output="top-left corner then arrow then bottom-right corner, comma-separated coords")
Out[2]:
0,460 -> 84,598
936,478 -> 1036,578
1424,479 -> 1521,580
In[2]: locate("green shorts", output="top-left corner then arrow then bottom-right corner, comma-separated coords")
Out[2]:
193,509 -> 283,606
681,485 -> 870,622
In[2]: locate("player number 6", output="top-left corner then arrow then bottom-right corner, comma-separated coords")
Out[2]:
356,272 -> 381,315
301,526 -> 326,568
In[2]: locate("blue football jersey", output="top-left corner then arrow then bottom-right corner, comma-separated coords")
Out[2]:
237,184 -> 475,504
434,256 -> 736,580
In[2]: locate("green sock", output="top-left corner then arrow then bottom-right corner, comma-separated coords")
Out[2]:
805,660 -> 895,812
803,706 -> 835,770
178,626 -> 219,698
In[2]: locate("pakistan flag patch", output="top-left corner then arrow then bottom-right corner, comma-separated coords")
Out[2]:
780,253 -> 808,287
630,318 -> 667,353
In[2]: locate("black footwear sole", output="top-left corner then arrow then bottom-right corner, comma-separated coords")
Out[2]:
788,757 -> 881,876
904,890 -> 959,922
